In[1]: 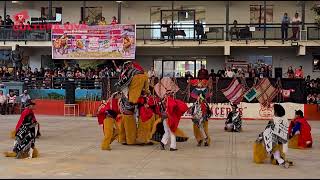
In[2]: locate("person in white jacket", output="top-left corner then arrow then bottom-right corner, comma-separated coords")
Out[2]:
253,104 -> 293,168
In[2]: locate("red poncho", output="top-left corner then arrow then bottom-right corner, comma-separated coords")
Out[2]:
97,99 -> 120,125
166,96 -> 188,133
16,108 -> 37,132
288,117 -> 313,148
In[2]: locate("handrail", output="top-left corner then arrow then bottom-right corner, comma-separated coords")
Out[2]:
0,23 -> 320,41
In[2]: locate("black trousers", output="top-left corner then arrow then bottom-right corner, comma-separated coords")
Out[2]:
281,27 -> 288,40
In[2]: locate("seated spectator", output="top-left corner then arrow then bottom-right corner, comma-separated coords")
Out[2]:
225,67 -> 235,78
185,71 -> 194,79
7,91 -> 17,114
295,66 -> 304,79
161,19 -> 172,40
258,67 -> 267,79
98,17 -> 107,25
20,90 -> 31,108
0,90 -> 7,115
197,64 -> 209,80
230,20 -> 240,41
111,16 -> 118,25
288,110 -> 312,149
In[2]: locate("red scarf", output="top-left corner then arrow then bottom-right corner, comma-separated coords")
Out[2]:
166,96 -> 188,133
15,108 -> 36,131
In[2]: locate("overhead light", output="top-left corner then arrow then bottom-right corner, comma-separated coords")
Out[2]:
116,1 -> 123,3
257,46 -> 268,49
12,1 -> 19,3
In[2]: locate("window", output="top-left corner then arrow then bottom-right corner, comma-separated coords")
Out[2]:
0,50 -> 11,67
41,7 -> 63,21
250,5 -> 273,24
154,58 -> 206,77
150,8 -> 206,39
81,7 -> 102,25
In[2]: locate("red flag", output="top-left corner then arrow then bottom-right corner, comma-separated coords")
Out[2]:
221,78 -> 244,105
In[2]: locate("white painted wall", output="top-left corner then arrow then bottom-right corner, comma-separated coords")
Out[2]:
0,1 -> 316,24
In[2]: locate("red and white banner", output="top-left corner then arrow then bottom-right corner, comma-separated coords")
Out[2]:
184,102 -> 304,120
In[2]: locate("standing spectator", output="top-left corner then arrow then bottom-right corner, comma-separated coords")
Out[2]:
7,91 -> 16,114
281,13 -> 290,41
194,19 -> 204,40
0,90 -> 7,115
225,67 -> 235,78
197,64 -> 209,80
287,66 -> 294,78
267,65 -> 273,78
20,90 -> 31,108
230,20 -> 240,41
209,69 -> 216,79
258,67 -> 267,79
4,15 -> 14,27
111,16 -> 118,25
249,69 -> 256,78
295,66 -> 304,79
291,12 -> 301,41
0,16 -> 4,26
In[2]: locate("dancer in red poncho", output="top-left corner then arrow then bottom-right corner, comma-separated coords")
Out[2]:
4,100 -> 39,159
136,91 -> 159,145
288,110 -> 313,149
97,92 -> 122,150
160,92 -> 189,151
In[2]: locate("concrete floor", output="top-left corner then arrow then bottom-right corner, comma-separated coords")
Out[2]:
0,115 -> 319,179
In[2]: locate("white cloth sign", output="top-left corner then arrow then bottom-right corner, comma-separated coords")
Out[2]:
263,127 -> 273,153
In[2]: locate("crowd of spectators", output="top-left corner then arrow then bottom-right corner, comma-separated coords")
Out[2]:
0,63 -> 121,89
306,76 -> 320,105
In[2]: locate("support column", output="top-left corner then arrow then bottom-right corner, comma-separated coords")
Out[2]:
226,1 -> 230,41
301,1 -> 305,30
117,1 -> 122,23
83,1 -> 86,21
263,0 -> 266,44
48,1 -> 53,19
4,1 -> 7,23
297,45 -> 306,56
224,45 -> 230,56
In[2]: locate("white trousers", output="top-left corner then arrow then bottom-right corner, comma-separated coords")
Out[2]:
273,150 -> 285,164
161,119 -> 176,149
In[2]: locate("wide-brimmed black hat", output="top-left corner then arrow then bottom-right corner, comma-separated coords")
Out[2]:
295,110 -> 304,117
274,104 -> 285,117
25,100 -> 36,107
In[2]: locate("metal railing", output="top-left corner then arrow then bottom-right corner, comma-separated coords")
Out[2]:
0,23 -> 319,42
0,76 -> 102,89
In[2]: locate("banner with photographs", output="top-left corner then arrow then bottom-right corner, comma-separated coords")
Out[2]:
51,24 -> 136,59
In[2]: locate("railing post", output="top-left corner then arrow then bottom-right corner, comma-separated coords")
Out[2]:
263,0 -> 266,44
301,1 -> 305,30
117,1 -> 122,24
48,1 -> 53,20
